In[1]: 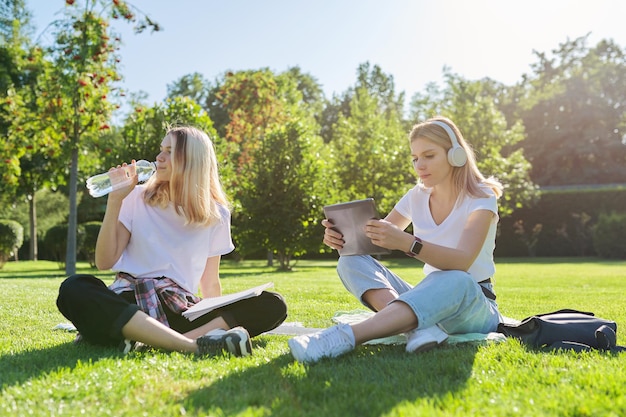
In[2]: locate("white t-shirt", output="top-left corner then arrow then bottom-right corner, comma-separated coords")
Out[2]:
394,184 -> 499,282
111,185 -> 235,294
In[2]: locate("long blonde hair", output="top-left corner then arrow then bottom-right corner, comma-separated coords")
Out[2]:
409,116 -> 503,199
143,125 -> 229,225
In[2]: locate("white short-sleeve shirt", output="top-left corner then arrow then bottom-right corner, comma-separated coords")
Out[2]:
111,186 -> 235,293
394,184 -> 499,282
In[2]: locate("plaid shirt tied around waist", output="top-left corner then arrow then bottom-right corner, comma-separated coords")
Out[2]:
108,272 -> 201,327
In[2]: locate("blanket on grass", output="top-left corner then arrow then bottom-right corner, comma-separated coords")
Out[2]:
55,309 -> 510,346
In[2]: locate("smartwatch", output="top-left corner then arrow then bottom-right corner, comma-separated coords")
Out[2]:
407,236 -> 423,257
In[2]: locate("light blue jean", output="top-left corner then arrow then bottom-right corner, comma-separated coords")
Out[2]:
337,255 -> 502,335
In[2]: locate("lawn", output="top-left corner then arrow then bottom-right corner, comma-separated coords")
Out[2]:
1,257 -> 626,417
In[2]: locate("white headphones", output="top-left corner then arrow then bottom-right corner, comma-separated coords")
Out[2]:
430,120 -> 467,167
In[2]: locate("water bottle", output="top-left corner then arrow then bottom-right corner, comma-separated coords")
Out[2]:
86,160 -> 156,198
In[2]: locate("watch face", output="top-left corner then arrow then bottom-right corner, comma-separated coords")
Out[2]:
411,239 -> 422,255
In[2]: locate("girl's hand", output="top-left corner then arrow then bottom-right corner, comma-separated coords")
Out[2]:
322,218 -> 345,250
108,160 -> 138,201
364,219 -> 411,251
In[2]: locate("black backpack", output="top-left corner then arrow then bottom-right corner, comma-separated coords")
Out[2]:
497,309 -> 625,352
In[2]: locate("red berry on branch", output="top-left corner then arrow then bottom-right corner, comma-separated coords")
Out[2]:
66,0 -> 75,5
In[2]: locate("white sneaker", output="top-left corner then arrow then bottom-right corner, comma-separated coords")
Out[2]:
288,323 -> 355,363
405,325 -> 448,353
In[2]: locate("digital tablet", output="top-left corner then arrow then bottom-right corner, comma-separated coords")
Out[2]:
323,198 -> 391,256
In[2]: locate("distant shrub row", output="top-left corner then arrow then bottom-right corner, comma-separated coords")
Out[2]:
496,187 -> 626,258
3,187 -> 625,269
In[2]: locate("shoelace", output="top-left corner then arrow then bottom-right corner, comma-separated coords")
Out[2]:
314,326 -> 352,352
197,335 -> 228,354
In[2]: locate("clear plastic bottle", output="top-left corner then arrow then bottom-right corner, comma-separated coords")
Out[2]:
86,160 -> 156,198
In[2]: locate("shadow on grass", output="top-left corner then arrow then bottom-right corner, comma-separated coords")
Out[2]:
0,271 -> 70,279
185,343 -> 479,417
0,342 -> 122,388
219,270 -> 286,279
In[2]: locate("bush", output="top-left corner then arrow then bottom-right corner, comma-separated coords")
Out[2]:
81,221 -> 102,268
43,223 -> 86,267
593,212 -> 626,259
0,219 -> 24,267
496,187 -> 626,257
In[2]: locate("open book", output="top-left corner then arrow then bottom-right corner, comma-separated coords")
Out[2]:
182,282 -> 274,321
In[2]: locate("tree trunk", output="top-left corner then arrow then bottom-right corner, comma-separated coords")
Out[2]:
65,146 -> 78,275
278,252 -> 291,271
28,191 -> 38,261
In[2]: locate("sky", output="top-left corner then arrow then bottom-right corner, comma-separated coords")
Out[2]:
27,0 -> 626,108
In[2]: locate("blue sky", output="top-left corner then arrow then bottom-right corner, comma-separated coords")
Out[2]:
28,0 -> 626,108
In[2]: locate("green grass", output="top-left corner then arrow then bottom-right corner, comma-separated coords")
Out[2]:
1,257 -> 626,417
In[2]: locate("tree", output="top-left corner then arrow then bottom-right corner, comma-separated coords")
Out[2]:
32,0 -> 159,274
329,87 -> 412,216
0,0 -> 69,260
237,119 -> 329,270
355,62 -> 405,118
318,62 -> 404,144
515,36 -> 626,186
326,64 -> 411,216
409,71 -> 539,217
214,69 -> 293,174
166,72 -> 210,105
209,68 -> 329,264
0,0 -> 31,45
113,95 -> 218,166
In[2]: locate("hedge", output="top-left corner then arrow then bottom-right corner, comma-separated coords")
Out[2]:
496,187 -> 626,257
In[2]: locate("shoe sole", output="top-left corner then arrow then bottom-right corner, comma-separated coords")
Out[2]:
406,332 -> 449,354
410,340 -> 441,354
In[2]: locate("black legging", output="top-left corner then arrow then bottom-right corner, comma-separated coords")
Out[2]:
57,274 -> 288,347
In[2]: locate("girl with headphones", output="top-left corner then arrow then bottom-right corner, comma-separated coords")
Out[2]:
289,116 -> 503,363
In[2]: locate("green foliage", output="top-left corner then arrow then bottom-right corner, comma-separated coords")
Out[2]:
516,36 -> 626,186
329,86 -> 412,215
80,220 -> 101,267
3,187 -> 69,241
215,69 -> 296,178
236,119 -> 330,269
593,212 -> 626,259
43,223 -> 85,266
165,71 -> 210,105
497,188 -> 626,257
105,96 -> 217,169
1,0 -> 160,274
0,218 -> 23,266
